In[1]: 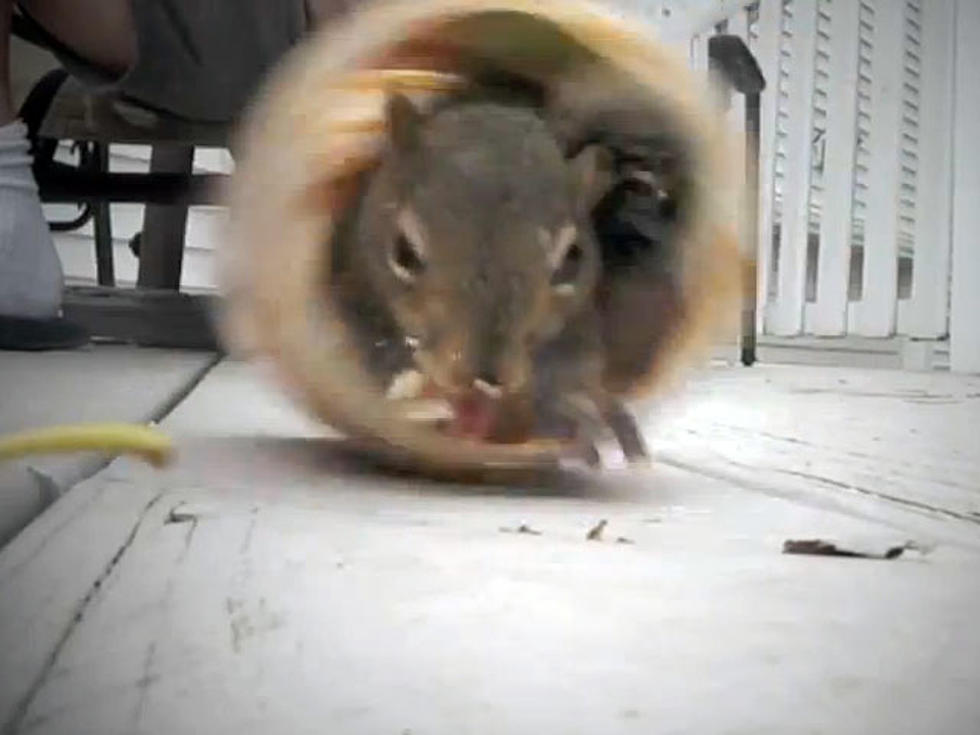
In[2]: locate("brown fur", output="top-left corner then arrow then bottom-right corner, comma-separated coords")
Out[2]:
218,0 -> 744,476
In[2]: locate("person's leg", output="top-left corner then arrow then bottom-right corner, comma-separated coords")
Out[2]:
0,0 -> 65,330
0,0 -> 137,348
16,0 -> 136,79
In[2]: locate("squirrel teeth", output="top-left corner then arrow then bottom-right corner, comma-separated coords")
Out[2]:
473,379 -> 503,399
386,369 -> 426,400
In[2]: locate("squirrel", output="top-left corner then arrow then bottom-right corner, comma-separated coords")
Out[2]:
326,90 -> 650,465
218,2 -> 743,476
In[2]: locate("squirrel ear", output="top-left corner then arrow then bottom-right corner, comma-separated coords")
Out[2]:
386,93 -> 421,151
569,144 -> 614,213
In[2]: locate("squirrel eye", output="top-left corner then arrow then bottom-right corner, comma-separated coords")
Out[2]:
550,241 -> 583,289
390,233 -> 426,282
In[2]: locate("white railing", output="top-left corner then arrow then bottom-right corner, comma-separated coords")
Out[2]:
683,0 -> 979,372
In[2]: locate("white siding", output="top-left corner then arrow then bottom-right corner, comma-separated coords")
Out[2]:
47,145 -> 230,292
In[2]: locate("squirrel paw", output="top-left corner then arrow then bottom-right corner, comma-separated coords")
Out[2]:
624,450 -> 652,468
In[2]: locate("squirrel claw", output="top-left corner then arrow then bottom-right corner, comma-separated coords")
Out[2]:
580,441 -> 602,468
560,438 -> 602,469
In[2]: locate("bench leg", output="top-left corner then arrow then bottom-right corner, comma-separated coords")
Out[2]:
741,92 -> 761,367
137,144 -> 194,290
91,143 -> 115,287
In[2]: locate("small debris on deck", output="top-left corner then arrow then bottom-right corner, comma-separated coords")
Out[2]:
586,519 -> 608,541
500,523 -> 542,536
782,538 -> 933,560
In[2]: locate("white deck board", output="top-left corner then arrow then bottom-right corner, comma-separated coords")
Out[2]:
0,347 -> 217,546
1,361 -> 979,734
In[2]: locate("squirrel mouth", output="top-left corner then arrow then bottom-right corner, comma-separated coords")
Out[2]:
446,392 -> 500,441
387,370 -> 530,444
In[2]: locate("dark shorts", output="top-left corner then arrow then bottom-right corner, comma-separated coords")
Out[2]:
50,1 -> 315,124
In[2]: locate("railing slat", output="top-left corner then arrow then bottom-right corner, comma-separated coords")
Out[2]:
906,0 -> 955,338
810,0 -> 861,335
755,0 -> 785,333
950,0 -> 980,372
769,0 -> 819,336
853,1 -> 905,336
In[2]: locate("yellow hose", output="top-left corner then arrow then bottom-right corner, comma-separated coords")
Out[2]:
0,423 -> 175,468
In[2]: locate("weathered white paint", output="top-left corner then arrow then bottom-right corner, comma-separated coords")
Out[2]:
810,0 -> 860,336
753,0 -> 783,333
690,31 -> 709,71
768,0 -> 819,336
700,0 -> 960,355
949,0 -> 980,373
2,361 -> 979,734
907,0 -> 955,339
0,347 -> 216,546
851,1 -> 905,336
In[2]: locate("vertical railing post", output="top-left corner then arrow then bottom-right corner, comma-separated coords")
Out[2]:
852,1 -> 904,336
768,0 -> 819,336
949,0 -> 980,373
810,0 -> 860,335
907,0 -> 956,340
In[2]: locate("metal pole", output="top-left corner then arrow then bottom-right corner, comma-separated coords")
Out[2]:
741,92 -> 761,366
91,142 -> 115,287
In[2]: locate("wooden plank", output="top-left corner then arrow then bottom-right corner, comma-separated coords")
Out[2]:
768,0 -> 819,336
62,286 -> 220,350
949,0 -> 980,372
810,0 -> 861,335
0,469 -> 164,732
852,1 -> 905,336
0,346 -> 217,545
3,362 -> 980,734
0,347 -> 217,725
654,363 -> 980,523
754,0 -> 783,333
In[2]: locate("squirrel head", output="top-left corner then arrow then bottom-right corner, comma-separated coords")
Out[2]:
351,94 -> 610,400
